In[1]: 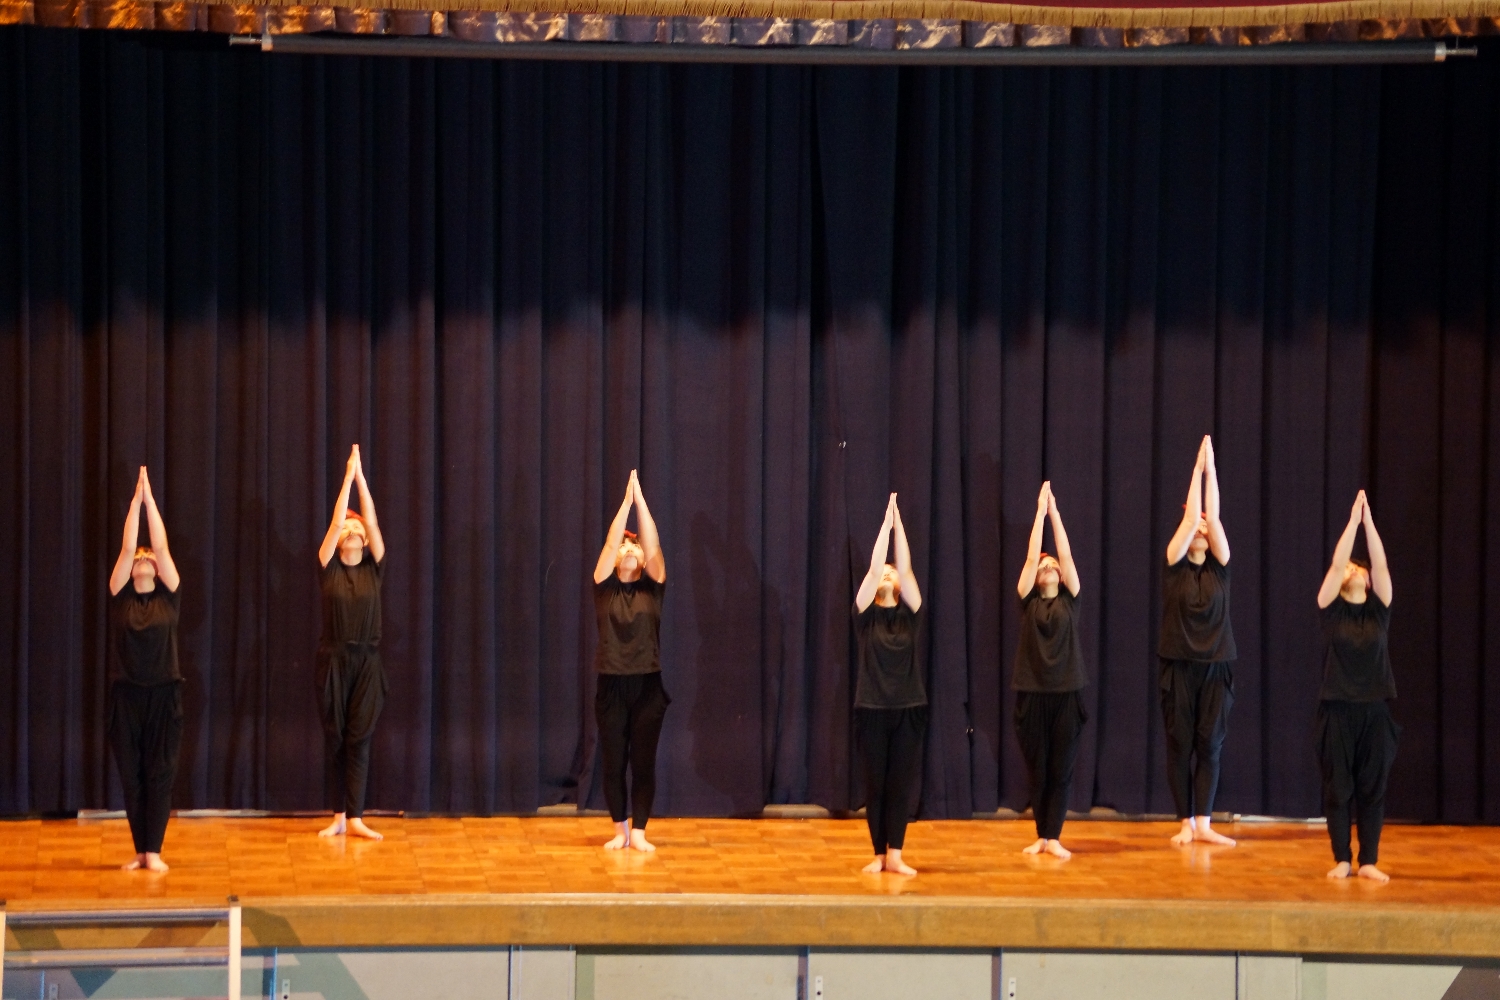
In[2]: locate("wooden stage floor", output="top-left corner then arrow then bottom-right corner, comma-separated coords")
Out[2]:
4,816 -> 1500,957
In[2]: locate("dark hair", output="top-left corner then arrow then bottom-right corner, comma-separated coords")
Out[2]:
622,529 -> 639,544
1348,556 -> 1370,572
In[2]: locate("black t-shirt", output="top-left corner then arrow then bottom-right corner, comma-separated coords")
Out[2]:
594,572 -> 666,675
1013,587 -> 1087,693
1320,595 -> 1396,702
1158,552 -> 1237,662
110,584 -> 182,686
320,552 -> 383,647
853,601 -> 927,710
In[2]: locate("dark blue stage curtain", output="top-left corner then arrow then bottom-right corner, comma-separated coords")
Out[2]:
1,27 -> 1497,822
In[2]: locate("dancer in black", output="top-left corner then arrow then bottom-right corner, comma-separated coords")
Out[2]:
1159,435 -> 1238,847
592,469 -> 669,852
108,467 -> 183,873
1316,490 -> 1396,883
1013,482 -> 1086,860
316,444 -> 387,841
853,493 -> 926,877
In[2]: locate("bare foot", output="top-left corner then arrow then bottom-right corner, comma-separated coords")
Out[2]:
604,820 -> 630,850
861,856 -> 886,874
629,828 -> 655,853
1170,819 -> 1196,846
1193,818 -> 1236,847
318,814 -> 347,838
1044,840 -> 1072,860
143,852 -> 169,872
1021,838 -> 1047,855
884,849 -> 917,876
121,854 -> 145,871
346,818 -> 383,841
1357,864 -> 1390,883
1327,862 -> 1352,878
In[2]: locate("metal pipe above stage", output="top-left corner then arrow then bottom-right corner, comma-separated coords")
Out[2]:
232,34 -> 1475,65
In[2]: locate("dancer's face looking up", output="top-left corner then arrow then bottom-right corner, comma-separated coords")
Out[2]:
131,548 -> 158,591
616,538 -> 644,576
338,518 -> 367,560
1036,555 -> 1061,596
1340,559 -> 1370,601
1188,517 -> 1211,558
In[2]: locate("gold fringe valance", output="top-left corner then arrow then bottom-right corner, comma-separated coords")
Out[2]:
4,0 -> 1499,32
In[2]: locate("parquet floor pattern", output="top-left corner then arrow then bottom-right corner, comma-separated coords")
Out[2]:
2,816 -> 1497,906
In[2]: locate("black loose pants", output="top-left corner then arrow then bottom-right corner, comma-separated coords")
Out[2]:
595,672 -> 671,828
856,706 -> 928,854
109,680 -> 184,855
1317,700 -> 1399,867
1014,691 -> 1087,840
319,643 -> 387,818
1160,659 -> 1234,820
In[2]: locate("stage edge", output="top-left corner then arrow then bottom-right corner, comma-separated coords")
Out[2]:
201,894 -> 1500,957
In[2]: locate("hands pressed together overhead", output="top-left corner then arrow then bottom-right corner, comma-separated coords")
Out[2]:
110,465 -> 180,595
318,444 -> 384,567
594,468 -> 666,585
1318,488 -> 1392,609
855,492 -> 921,613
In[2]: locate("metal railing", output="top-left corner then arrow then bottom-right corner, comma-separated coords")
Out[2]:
0,898 -> 242,1000
231,34 -> 1478,65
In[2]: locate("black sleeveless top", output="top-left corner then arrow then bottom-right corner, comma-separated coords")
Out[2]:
1320,595 -> 1396,702
1158,553 -> 1236,662
320,552 -> 383,647
853,602 -> 927,709
1013,587 -> 1086,692
594,573 -> 666,675
110,585 -> 182,686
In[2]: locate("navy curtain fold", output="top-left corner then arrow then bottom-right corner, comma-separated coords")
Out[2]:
1,26 -> 1497,822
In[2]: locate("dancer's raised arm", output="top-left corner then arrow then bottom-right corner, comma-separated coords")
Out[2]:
319,445 -> 360,568
594,473 -> 635,584
1203,437 -> 1231,564
854,494 -> 896,612
1017,482 -> 1050,598
352,448 -> 385,564
1048,487 -> 1081,597
1166,439 -> 1207,565
109,469 -> 146,595
1318,492 -> 1365,609
1363,497 -> 1393,607
632,471 -> 666,584
140,469 -> 180,592
892,499 -> 922,612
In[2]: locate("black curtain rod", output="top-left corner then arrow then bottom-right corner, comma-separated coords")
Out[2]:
232,35 -> 1475,66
